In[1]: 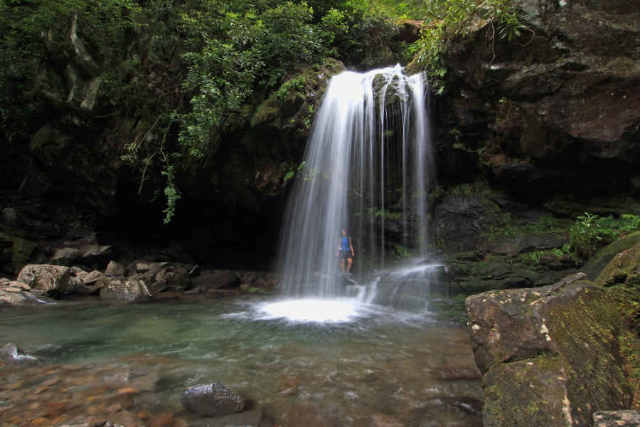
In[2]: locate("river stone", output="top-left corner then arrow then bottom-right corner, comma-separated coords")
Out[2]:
0,289 -> 29,305
190,408 -> 263,427
467,272 -> 633,426
17,264 -> 72,292
1,343 -> 37,363
105,260 -> 125,277
181,383 -> 246,417
593,410 -> 640,426
70,269 -> 109,295
99,279 -> 151,303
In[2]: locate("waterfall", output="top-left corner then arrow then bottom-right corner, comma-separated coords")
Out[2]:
278,65 -> 434,298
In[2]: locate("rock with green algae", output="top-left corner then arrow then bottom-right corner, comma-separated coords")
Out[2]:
583,231 -> 640,280
466,272 -> 633,426
596,241 -> 640,288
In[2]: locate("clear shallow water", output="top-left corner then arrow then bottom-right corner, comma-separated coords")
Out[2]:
0,298 -> 482,426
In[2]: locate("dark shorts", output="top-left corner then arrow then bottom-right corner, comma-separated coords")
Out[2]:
340,250 -> 352,260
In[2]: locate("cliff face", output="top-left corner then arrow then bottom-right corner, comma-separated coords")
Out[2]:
436,0 -> 640,200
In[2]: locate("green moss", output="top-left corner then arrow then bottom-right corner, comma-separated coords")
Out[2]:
584,231 -> 640,279
545,285 -> 633,417
483,355 -> 567,426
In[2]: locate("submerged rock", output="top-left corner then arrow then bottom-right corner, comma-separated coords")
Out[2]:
181,383 -> 246,417
466,273 -> 633,426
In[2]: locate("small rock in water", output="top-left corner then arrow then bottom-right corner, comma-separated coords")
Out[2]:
0,342 -> 37,363
181,383 -> 246,417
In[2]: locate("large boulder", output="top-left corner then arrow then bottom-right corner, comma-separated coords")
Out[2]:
181,383 -> 246,417
69,269 -> 109,295
15,264 -> 109,296
16,264 -> 72,293
466,273 -> 633,426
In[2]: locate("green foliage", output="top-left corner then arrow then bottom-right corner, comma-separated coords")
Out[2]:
276,76 -> 307,103
519,245 -> 571,266
409,0 -> 526,91
570,213 -> 640,260
161,164 -> 181,224
283,161 -> 307,184
0,0 -> 142,141
0,0 -> 407,223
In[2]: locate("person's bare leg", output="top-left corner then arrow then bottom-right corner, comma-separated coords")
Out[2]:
340,259 -> 345,272
346,257 -> 352,273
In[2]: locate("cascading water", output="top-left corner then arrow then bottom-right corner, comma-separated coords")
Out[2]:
278,65 -> 435,302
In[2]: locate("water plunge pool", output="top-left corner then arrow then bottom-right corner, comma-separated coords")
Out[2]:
0,298 -> 482,426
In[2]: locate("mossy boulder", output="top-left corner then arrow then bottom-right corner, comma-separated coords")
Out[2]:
483,356 -> 571,426
467,273 -> 633,426
582,231 -> 640,280
596,241 -> 640,288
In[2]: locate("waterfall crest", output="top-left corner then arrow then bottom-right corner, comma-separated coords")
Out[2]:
278,65 -> 434,297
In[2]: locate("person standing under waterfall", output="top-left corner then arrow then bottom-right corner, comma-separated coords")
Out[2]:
338,229 -> 355,274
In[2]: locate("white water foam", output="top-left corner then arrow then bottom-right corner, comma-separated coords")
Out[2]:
253,298 -> 369,323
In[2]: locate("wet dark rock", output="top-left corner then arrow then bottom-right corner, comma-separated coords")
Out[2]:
434,194 -> 503,253
191,269 -> 278,293
466,273 -> 633,426
593,410 -> 640,427
181,383 -> 246,417
435,0 -> 640,201
0,231 -> 38,276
